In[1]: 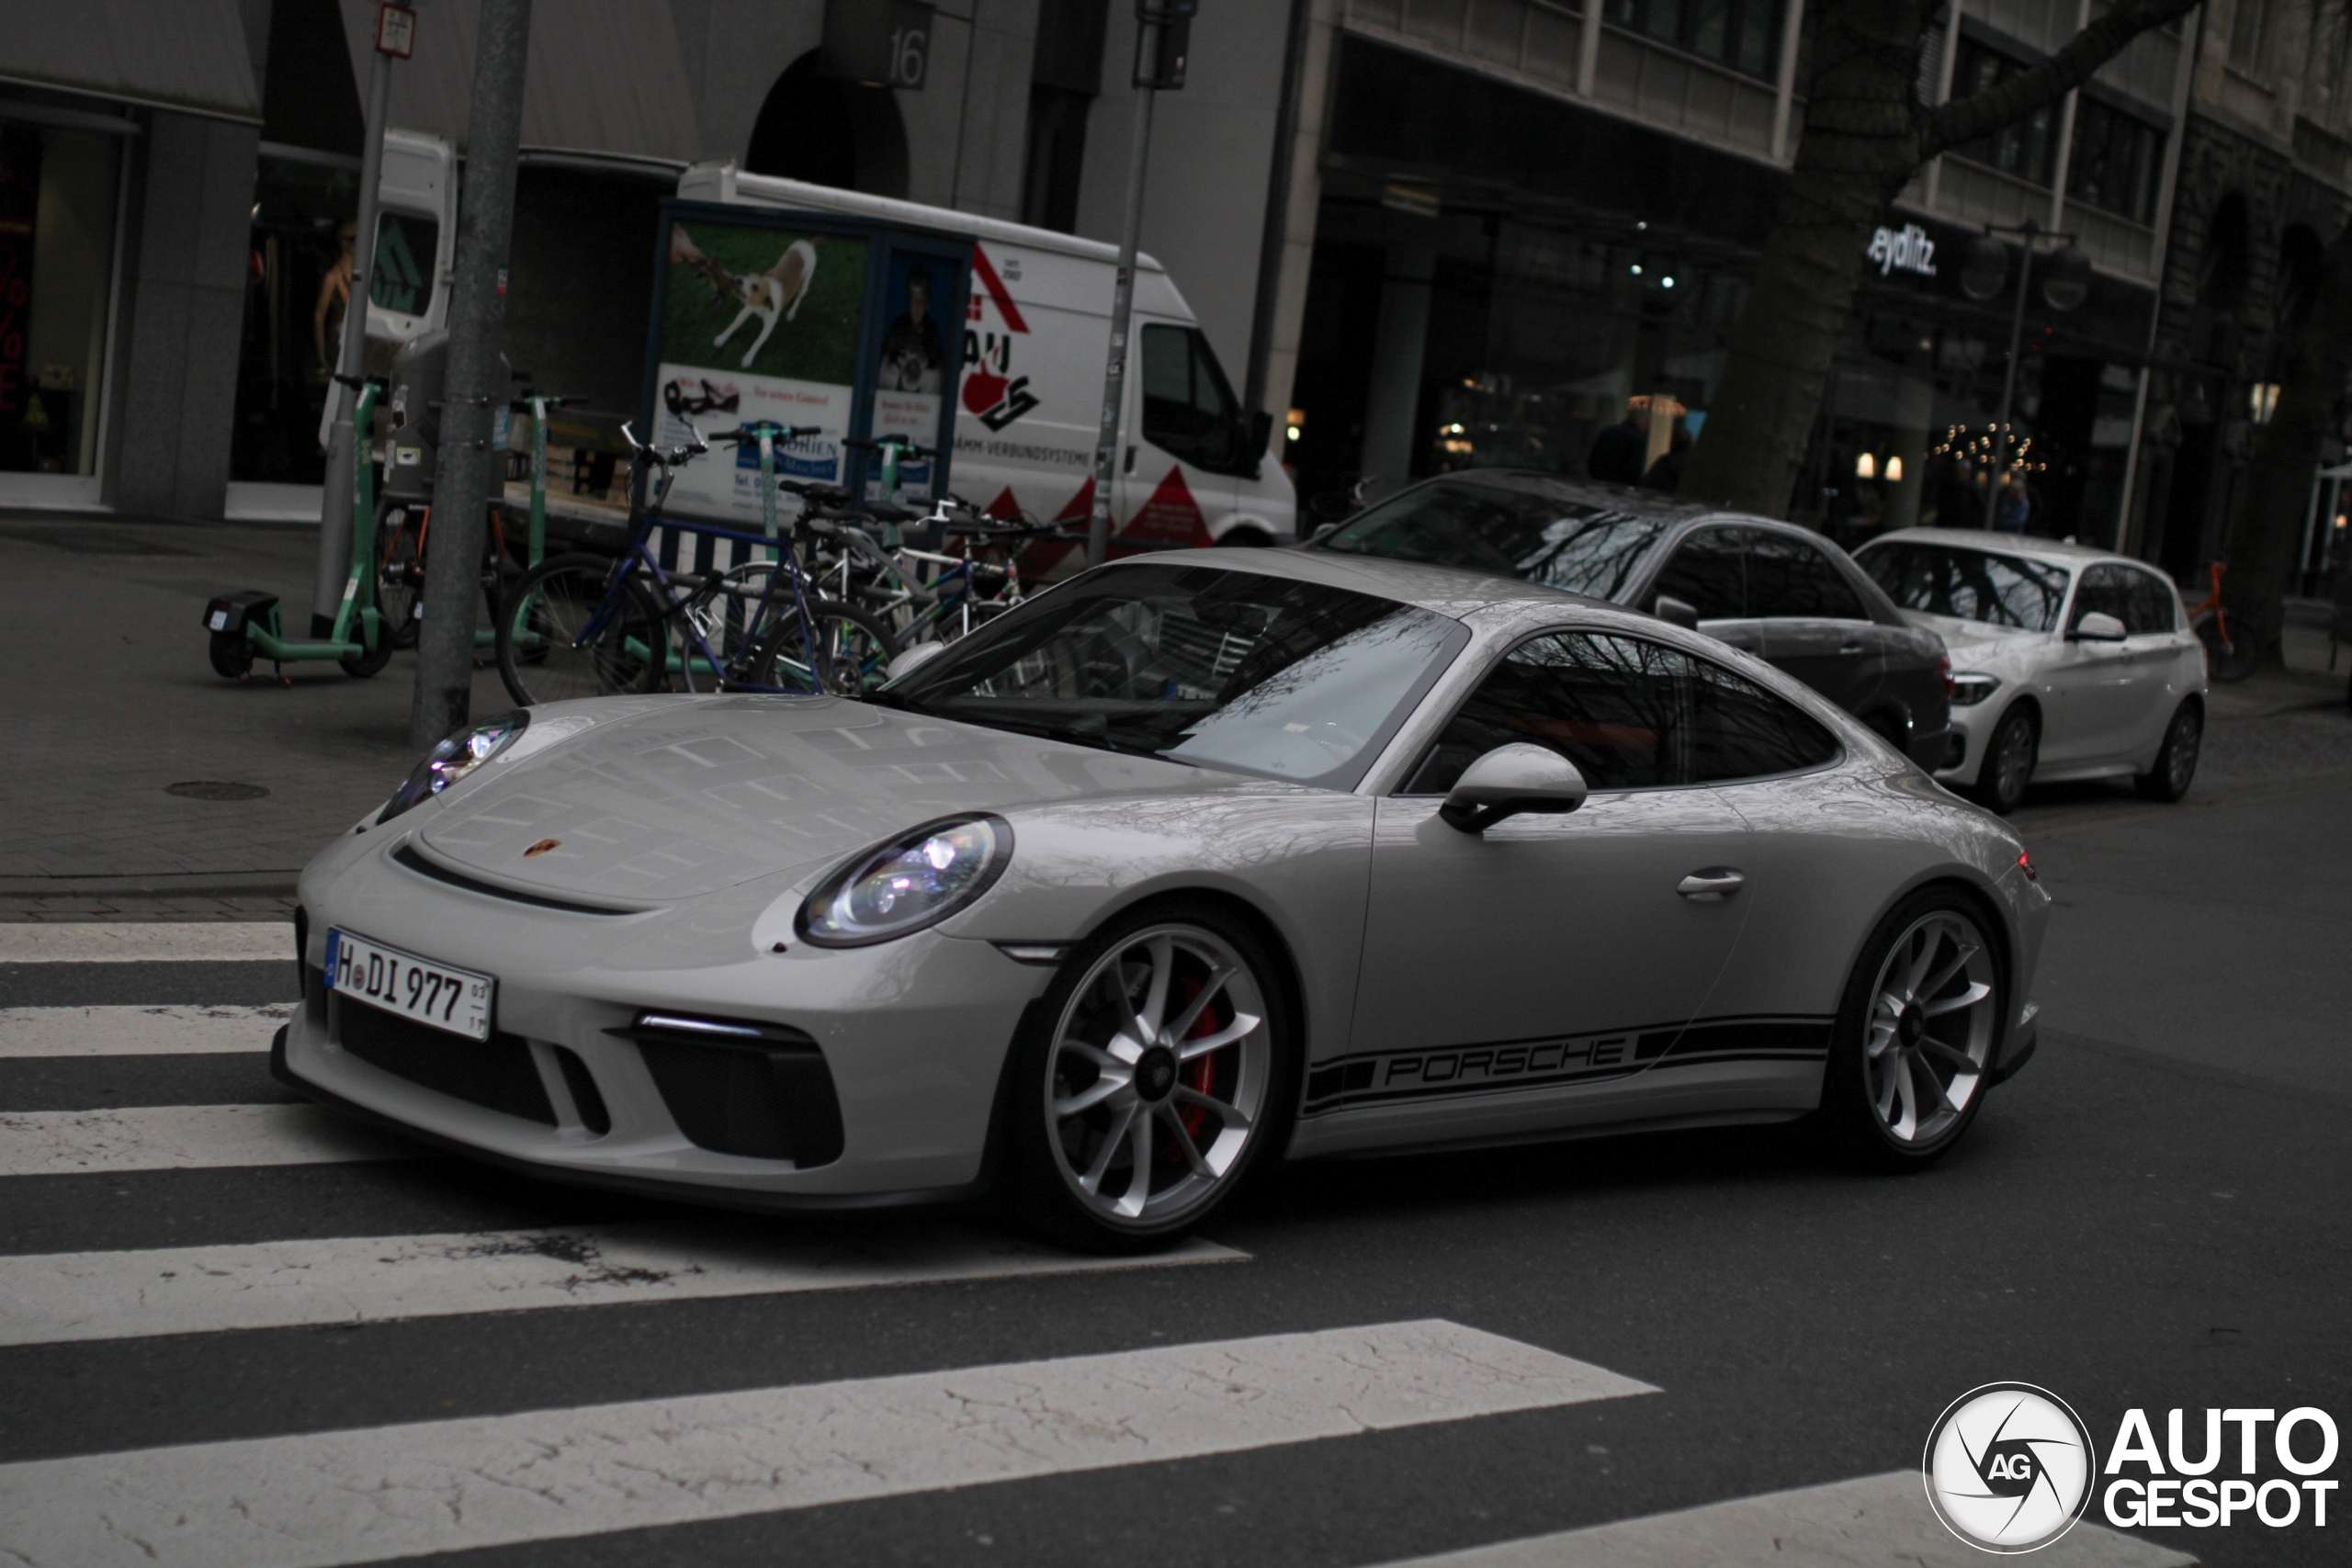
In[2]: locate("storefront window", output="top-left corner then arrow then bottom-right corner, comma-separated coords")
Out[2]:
1603,0 -> 1782,80
2066,98 -> 2164,225
0,118 -> 122,479
232,152 -> 357,484
1949,39 -> 2058,186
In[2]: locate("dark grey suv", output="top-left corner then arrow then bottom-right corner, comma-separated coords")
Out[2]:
1313,471 -> 1952,770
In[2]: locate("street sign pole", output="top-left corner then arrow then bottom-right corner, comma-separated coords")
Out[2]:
310,18 -> 401,636
408,0 -> 531,750
1088,2 -> 1193,568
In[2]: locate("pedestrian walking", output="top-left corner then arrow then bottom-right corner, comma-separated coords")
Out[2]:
1588,400 -> 1650,485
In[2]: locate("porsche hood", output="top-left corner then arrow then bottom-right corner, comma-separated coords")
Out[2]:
410,696 -> 1238,903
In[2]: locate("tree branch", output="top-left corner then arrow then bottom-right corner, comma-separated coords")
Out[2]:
1923,0 -> 2202,160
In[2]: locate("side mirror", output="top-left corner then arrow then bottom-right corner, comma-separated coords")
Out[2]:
2072,611 -> 2127,642
1306,521 -> 1340,546
1247,409 -> 1274,459
1652,593 -> 1701,631
883,640 -> 948,683
1440,744 -> 1590,832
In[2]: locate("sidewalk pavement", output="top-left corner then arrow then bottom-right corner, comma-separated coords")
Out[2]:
0,513 -> 508,919
4,511 -> 2349,918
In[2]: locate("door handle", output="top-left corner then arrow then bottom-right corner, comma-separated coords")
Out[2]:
1678,868 -> 1746,900
1838,641 -> 1866,656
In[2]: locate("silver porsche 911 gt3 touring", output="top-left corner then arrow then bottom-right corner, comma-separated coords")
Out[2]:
278,548 -> 2051,1249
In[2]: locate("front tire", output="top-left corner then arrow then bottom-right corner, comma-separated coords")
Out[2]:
1973,705 -> 2037,814
2133,700 -> 2202,802
495,554 -> 663,705
1001,903 -> 1296,1252
1818,889 -> 2005,1170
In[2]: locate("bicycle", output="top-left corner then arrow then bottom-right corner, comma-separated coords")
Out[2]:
377,391 -> 572,651
2185,559 -> 2264,683
493,420 -> 895,705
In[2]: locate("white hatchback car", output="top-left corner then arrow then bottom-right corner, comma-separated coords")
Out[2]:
1854,528 -> 2208,814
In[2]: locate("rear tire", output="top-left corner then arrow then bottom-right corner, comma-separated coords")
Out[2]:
744,597 -> 899,694
207,630 -> 254,680
1973,705 -> 2038,815
495,553 -> 663,705
2133,700 -> 2202,802
999,901 -> 1297,1253
1817,887 -> 2005,1171
2197,615 -> 2263,682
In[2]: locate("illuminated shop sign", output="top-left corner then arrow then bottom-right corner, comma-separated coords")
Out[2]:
1868,223 -> 1938,277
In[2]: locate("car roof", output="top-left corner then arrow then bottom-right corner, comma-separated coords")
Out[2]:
1372,468 -> 1868,549
1097,542 -> 1618,622
1860,526 -> 2134,570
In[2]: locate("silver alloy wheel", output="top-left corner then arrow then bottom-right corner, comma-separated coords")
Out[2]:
2164,707 -> 2201,794
1046,923 -> 1271,1228
1865,910 -> 1997,1145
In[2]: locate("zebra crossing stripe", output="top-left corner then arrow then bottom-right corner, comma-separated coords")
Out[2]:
0,1226 -> 1244,1347
0,1104 -> 419,1177
0,1004 -> 288,1057
0,1319 -> 1656,1568
0,923 -> 291,964
1366,1470 -> 2194,1568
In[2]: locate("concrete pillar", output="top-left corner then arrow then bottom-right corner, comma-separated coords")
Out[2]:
106,110 -> 258,520
1358,243 -> 1434,499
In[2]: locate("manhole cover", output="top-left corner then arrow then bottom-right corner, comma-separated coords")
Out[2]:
166,781 -> 270,801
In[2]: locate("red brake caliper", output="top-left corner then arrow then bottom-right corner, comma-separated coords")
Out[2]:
1171,974 -> 1219,1145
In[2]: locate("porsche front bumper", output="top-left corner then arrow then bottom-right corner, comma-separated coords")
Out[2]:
277,840 -> 1052,1208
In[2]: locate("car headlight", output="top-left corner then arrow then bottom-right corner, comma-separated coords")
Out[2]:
797,816 -> 1012,947
1951,672 -> 2001,707
377,711 -> 529,824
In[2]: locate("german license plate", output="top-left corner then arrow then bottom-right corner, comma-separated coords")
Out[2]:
324,929 -> 494,1041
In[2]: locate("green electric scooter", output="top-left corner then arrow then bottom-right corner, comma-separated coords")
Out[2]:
203,375 -> 394,681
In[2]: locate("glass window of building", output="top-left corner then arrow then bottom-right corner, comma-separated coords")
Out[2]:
232,152 -> 358,485
1949,39 -> 2058,186
2066,98 -> 2165,226
0,117 -> 124,485
1602,0 -> 1784,81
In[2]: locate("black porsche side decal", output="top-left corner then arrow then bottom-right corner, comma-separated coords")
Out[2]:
1300,1015 -> 1834,1116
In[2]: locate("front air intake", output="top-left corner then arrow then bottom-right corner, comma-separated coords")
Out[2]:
609,1013 -> 844,1168
335,995 -> 555,1125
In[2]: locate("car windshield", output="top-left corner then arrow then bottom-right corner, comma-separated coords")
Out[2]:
1317,479 -> 1668,602
881,562 -> 1468,789
1856,541 -> 2071,632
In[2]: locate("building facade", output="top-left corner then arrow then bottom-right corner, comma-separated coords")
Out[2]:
0,0 -> 1299,523
1275,1 -> 2199,558
2135,0 -> 2352,593
9,0 -> 2349,598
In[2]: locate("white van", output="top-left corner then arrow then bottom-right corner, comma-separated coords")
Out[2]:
677,163 -> 1295,547
317,130 -> 459,450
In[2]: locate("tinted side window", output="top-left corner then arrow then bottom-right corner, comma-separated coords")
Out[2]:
1685,657 -> 1842,782
1407,632 -> 1692,793
1747,534 -> 1867,619
2123,568 -> 2177,633
1651,527 -> 1749,620
2069,564 -> 2132,630
1141,324 -> 1246,472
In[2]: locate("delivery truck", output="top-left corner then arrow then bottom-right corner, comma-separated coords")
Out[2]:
675,162 -> 1295,547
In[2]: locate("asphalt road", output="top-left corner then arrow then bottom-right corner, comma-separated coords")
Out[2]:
2,760 -> 2346,1565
